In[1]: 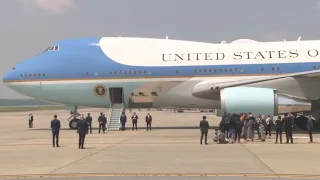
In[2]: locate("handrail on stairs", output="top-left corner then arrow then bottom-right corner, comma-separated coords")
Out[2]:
118,102 -> 124,130
107,103 -> 112,130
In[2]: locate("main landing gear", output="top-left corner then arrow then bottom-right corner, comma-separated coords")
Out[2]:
67,106 -> 81,130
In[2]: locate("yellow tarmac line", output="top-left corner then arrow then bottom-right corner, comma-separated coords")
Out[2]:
0,173 -> 320,179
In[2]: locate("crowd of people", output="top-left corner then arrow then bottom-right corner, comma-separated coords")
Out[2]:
28,109 -> 316,147
210,112 -> 315,144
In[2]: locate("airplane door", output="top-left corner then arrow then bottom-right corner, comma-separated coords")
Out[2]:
109,88 -> 123,103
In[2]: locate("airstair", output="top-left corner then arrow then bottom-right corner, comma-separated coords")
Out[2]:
108,103 -> 124,131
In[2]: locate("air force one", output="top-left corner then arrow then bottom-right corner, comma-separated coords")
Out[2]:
2,37 -> 320,130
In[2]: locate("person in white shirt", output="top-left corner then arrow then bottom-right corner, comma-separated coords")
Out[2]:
131,112 -> 139,131
265,115 -> 272,138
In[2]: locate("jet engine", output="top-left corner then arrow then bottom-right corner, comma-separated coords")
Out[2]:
219,87 -> 311,116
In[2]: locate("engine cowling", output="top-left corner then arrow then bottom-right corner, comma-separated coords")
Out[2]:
220,87 -> 311,116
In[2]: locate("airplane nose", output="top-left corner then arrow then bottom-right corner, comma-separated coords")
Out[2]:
2,68 -> 17,83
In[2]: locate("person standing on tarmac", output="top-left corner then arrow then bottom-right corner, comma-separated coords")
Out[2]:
199,116 -> 209,145
98,112 -> 105,133
225,114 -> 230,138
306,115 -> 314,143
242,113 -> 249,141
256,115 -> 262,140
259,115 -> 266,141
274,116 -> 283,144
131,112 -> 138,131
228,114 -> 236,143
77,115 -> 88,149
28,113 -> 34,128
283,113 -> 293,144
86,113 -> 92,134
120,111 -> 127,131
102,113 -> 107,131
235,113 -> 243,143
219,116 -> 225,136
145,113 -> 152,131
247,112 -> 255,142
265,115 -> 272,139
50,114 -> 61,147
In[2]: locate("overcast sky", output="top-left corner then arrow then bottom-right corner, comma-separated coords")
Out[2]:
1,0 -> 320,99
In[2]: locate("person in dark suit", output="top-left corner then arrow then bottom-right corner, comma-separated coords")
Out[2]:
275,116 -> 283,144
98,112 -> 105,133
131,112 -> 138,131
199,116 -> 210,145
120,111 -> 127,131
284,113 -> 293,143
85,113 -> 92,134
77,115 -> 88,149
306,115 -> 314,143
102,114 -> 107,131
145,113 -> 152,131
50,114 -> 61,147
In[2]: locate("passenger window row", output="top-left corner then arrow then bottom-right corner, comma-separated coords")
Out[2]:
194,68 -> 244,73
108,70 -> 152,75
17,65 -> 319,79
20,73 -> 46,78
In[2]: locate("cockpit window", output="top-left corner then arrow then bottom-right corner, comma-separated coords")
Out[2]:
43,45 -> 59,52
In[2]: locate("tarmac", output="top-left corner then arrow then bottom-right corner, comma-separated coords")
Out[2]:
0,108 -> 320,180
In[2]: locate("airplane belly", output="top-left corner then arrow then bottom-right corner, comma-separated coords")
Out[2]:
6,80 -> 145,107
7,78 -> 221,109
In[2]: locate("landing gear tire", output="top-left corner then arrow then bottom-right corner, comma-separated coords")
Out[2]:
69,119 -> 79,130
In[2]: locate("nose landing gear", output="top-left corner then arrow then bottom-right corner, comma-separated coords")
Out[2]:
67,106 -> 81,130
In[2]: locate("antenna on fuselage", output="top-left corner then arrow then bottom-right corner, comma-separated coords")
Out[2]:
297,36 -> 301,41
165,36 -> 168,40
221,41 -> 226,44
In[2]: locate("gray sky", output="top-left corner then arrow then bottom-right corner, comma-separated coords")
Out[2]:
1,0 -> 320,99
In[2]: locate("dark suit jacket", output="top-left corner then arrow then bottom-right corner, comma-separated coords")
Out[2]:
77,120 -> 88,134
120,115 -> 127,123
98,116 -> 104,124
51,119 -> 61,133
132,115 -> 138,122
146,115 -> 152,123
86,116 -> 92,124
307,118 -> 314,130
200,120 -> 209,132
275,119 -> 283,130
283,116 -> 293,129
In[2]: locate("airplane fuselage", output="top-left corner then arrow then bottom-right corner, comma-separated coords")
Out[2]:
3,37 -> 320,110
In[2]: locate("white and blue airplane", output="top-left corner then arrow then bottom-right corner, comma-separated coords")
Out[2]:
2,37 -> 320,129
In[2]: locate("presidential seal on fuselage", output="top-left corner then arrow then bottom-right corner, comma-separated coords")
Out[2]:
94,84 -> 107,97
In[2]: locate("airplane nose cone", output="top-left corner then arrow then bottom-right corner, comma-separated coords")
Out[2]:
2,68 -> 17,83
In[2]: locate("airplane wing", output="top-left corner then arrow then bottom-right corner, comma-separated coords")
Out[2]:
192,69 -> 320,98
